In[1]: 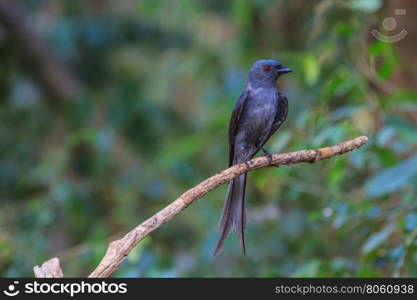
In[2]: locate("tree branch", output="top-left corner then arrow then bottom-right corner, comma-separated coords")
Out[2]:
34,135 -> 368,278
33,257 -> 64,278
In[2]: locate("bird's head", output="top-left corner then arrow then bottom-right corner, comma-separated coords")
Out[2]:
248,59 -> 292,86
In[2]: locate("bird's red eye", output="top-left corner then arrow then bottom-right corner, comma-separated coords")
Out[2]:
263,65 -> 271,72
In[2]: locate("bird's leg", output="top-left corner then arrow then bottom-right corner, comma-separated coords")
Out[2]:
243,159 -> 251,168
261,147 -> 274,166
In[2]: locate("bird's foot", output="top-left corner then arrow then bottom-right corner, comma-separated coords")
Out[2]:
243,159 -> 251,168
262,148 -> 275,166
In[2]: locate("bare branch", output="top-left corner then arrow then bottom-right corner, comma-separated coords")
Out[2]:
34,136 -> 369,278
33,257 -> 64,278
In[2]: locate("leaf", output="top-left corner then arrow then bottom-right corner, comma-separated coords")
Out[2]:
361,223 -> 395,254
365,154 -> 417,198
405,213 -> 417,232
376,126 -> 396,146
303,55 -> 320,86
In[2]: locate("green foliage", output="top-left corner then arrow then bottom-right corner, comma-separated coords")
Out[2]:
0,0 -> 416,277
365,155 -> 417,197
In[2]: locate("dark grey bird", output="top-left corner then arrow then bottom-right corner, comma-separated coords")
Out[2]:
214,59 -> 292,255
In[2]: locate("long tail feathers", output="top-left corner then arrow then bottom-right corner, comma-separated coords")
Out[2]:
213,173 -> 247,255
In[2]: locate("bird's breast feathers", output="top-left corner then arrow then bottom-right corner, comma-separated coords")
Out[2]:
247,87 -> 278,112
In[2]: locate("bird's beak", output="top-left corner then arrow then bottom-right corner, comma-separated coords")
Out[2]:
277,65 -> 292,74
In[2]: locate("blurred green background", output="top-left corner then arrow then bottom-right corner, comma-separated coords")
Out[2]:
1,0 -> 417,277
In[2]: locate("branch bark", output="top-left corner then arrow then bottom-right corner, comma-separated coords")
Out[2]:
33,135 -> 368,278
33,257 -> 64,278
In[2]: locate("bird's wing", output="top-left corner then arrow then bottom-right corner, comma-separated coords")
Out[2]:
228,88 -> 251,166
262,92 -> 288,146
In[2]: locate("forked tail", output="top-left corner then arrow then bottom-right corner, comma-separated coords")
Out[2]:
213,173 -> 247,255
